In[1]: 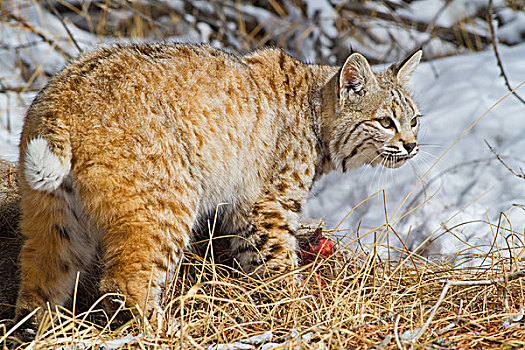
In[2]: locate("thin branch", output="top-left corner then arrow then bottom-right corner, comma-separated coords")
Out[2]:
377,335 -> 393,350
0,86 -> 43,93
413,282 -> 451,343
339,3 -> 501,50
413,269 -> 525,343
113,0 -> 171,30
394,314 -> 405,350
443,269 -> 525,286
487,0 -> 525,105
5,11 -> 72,60
485,141 -> 525,180
45,0 -> 83,53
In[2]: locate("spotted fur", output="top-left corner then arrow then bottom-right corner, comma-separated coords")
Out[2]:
15,43 -> 422,330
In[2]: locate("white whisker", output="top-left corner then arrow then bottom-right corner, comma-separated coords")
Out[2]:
418,150 -> 440,160
418,143 -> 444,148
389,158 -> 396,185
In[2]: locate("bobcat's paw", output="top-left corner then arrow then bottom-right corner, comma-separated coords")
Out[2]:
11,307 -> 45,343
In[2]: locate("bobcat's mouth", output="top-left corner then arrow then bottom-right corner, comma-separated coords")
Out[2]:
379,152 -> 415,168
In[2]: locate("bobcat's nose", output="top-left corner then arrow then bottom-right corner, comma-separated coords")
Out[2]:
403,142 -> 417,154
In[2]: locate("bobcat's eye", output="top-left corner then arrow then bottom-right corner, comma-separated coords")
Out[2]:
410,117 -> 418,127
378,117 -> 394,129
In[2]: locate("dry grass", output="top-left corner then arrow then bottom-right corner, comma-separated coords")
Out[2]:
2,232 -> 525,349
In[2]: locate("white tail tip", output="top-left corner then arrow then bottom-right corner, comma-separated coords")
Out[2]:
24,137 -> 70,192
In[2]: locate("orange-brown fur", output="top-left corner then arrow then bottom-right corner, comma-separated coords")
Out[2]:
16,43 -> 422,333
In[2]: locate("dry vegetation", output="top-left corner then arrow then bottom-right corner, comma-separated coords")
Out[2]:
3,229 -> 525,349
1,0 -> 525,349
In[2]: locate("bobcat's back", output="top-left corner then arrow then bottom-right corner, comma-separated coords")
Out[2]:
22,44 -> 322,213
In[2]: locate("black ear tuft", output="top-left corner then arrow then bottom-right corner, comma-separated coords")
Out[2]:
395,49 -> 422,85
397,49 -> 421,70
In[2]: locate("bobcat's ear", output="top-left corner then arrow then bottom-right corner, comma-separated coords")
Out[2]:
339,53 -> 377,100
395,50 -> 422,85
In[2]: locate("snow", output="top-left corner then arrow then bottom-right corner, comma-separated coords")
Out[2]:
207,329 -> 317,349
498,9 -> 525,44
304,0 -> 338,38
54,333 -> 144,349
0,92 -> 33,163
208,331 -> 273,349
398,0 -> 489,28
0,1 -> 524,260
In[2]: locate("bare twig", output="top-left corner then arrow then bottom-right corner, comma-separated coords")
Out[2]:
394,314 -> 405,350
485,141 -> 525,180
413,269 -> 525,342
487,0 -> 525,105
377,334 -> 393,350
113,0 -> 171,30
5,11 -> 72,60
340,3 -> 500,50
0,86 -> 43,93
443,269 -> 525,286
413,282 -> 451,343
45,0 -> 83,53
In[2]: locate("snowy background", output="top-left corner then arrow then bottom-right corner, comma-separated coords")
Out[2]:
1,0 -> 524,259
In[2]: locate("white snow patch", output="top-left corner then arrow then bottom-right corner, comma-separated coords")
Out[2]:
304,0 -> 338,37
208,331 -> 273,349
498,9 -> 525,44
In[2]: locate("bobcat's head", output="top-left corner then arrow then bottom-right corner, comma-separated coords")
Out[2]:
324,50 -> 422,172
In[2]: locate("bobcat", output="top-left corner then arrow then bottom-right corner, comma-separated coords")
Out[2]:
15,43 -> 422,332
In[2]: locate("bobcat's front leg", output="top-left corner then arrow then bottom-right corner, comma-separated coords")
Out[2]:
230,138 -> 315,277
231,191 -> 305,276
